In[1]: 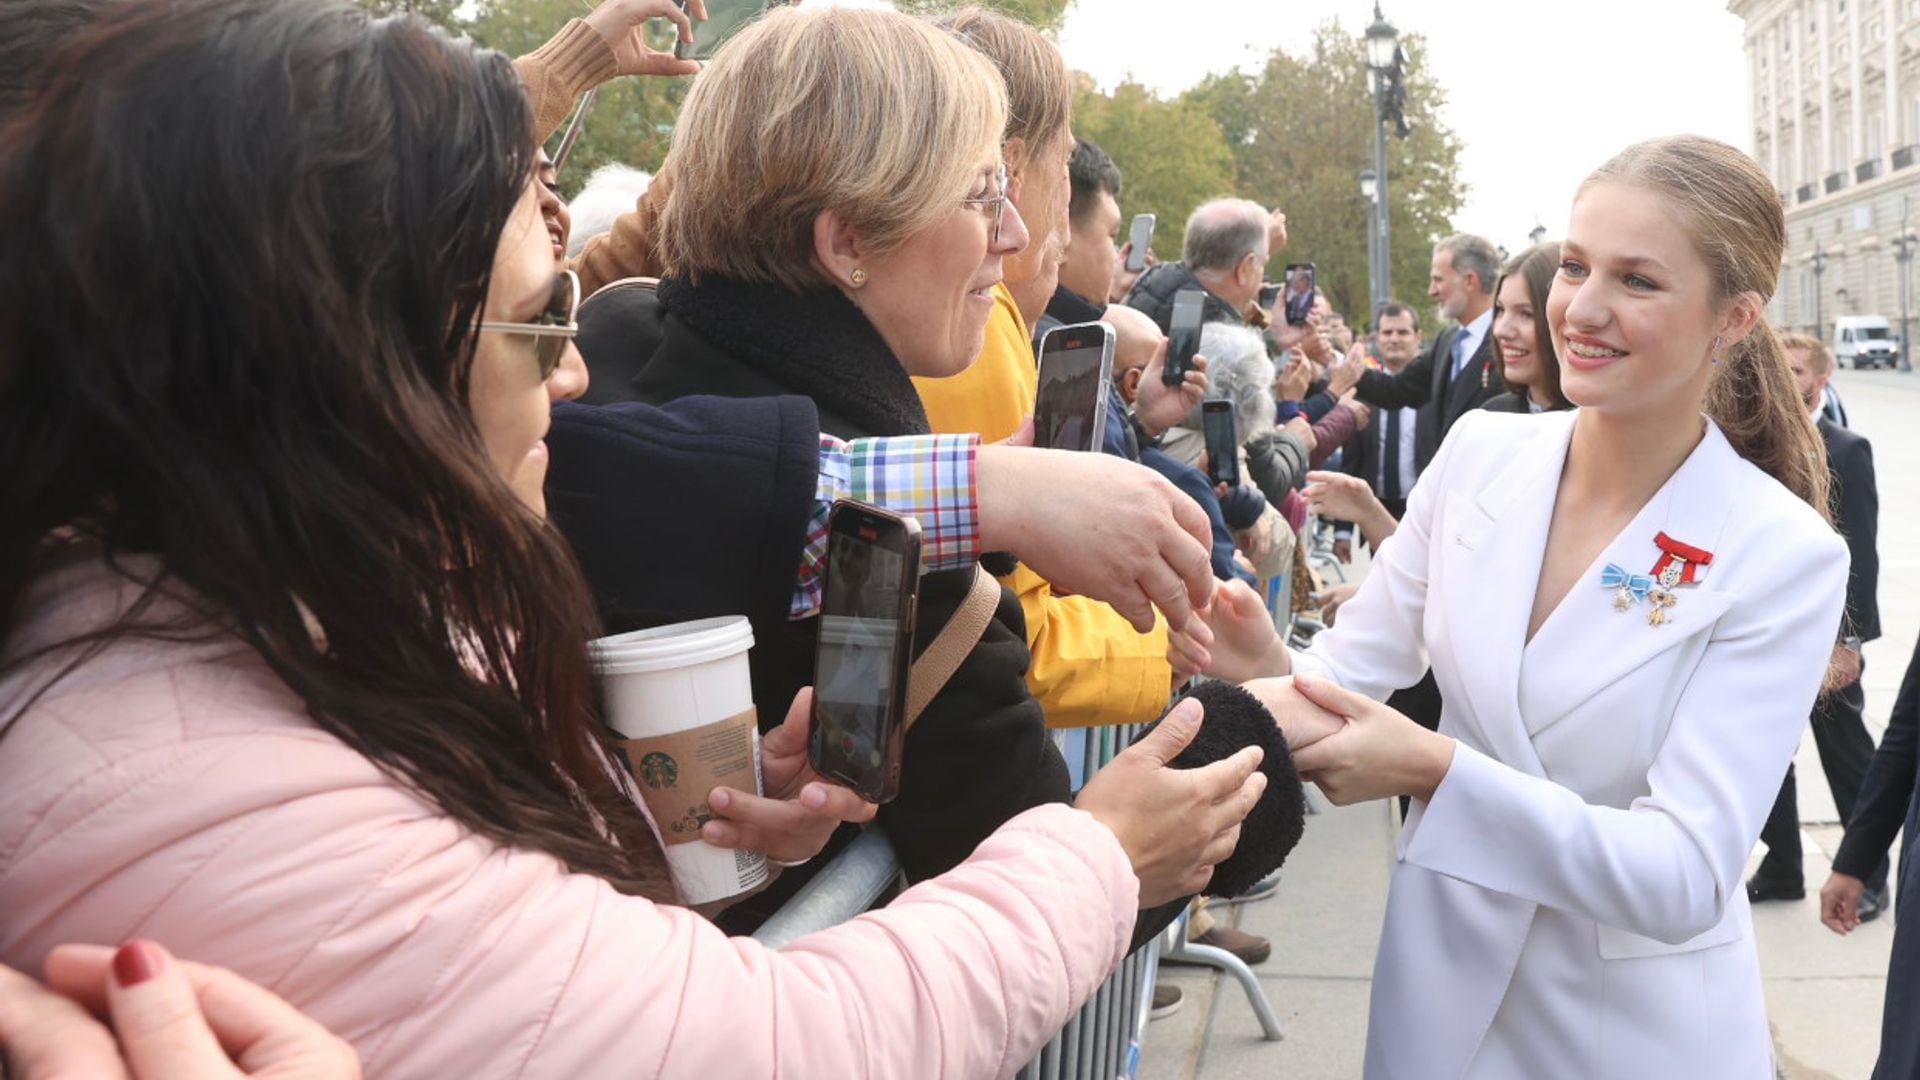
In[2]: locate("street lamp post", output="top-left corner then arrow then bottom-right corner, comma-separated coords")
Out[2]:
1895,196 -> 1915,373
1528,223 -> 1547,248
1811,242 -> 1827,342
1364,5 -> 1408,315
1361,168 -> 1378,316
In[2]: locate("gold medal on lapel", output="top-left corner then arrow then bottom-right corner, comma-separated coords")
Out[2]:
1646,589 -> 1676,628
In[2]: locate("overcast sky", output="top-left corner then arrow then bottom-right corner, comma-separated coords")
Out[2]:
1052,0 -> 1753,252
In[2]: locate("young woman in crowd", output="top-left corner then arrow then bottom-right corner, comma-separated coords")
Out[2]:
1198,136 -> 1849,1077
0,2 -> 1284,1075
1484,241 -> 1573,414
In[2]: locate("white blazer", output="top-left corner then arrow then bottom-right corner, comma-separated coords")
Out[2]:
1294,409 -> 1848,1080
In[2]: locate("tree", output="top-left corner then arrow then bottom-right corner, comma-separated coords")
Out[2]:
1071,79 -> 1237,264
896,0 -> 1077,33
356,0 -> 464,29
1183,22 -> 1464,327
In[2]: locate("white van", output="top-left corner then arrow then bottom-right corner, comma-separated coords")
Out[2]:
1833,315 -> 1900,369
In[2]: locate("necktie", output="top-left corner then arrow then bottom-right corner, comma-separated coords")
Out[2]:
1383,408 -> 1403,503
1451,330 -> 1468,376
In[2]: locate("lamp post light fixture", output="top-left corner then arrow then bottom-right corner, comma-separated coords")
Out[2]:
1363,4 -> 1409,314
1528,223 -> 1547,247
1811,242 -> 1827,342
1896,196 -> 1915,373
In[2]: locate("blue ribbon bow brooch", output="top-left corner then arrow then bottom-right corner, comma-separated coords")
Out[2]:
1600,533 -> 1715,629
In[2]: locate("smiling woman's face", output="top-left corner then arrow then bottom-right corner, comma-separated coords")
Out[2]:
854,155 -> 1031,378
1546,181 -> 1724,416
467,180 -> 588,517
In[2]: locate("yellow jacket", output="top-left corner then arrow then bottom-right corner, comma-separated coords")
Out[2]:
913,286 -> 1173,729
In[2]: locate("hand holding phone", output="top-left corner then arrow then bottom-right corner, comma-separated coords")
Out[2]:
1034,322 -> 1115,452
674,0 -> 781,61
809,502 -> 921,803
585,0 -> 703,77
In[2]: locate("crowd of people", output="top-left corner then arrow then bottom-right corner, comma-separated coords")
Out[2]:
0,0 -> 1911,1078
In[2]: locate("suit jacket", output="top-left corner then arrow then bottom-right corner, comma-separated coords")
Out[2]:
1339,398 -> 1422,515
1820,418 -> 1880,642
1354,320 -> 1505,468
1294,410 -> 1849,1078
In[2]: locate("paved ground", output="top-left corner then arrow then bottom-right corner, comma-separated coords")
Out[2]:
1140,367 -> 1919,1079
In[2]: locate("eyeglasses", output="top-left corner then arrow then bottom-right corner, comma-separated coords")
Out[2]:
960,163 -> 1011,247
477,269 -> 580,380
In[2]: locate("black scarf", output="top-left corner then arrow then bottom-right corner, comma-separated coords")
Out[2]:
655,275 -> 930,436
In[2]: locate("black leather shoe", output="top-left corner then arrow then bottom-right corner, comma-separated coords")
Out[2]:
1746,876 -> 1806,902
1858,889 -> 1887,923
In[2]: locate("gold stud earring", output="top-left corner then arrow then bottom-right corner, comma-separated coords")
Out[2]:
850,269 -> 868,288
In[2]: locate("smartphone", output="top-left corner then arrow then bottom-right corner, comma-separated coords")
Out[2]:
1202,400 -> 1239,488
674,0 -> 783,61
1125,213 -> 1156,272
1034,322 -> 1115,453
809,501 -> 921,804
1165,288 -> 1205,387
1282,262 -> 1317,327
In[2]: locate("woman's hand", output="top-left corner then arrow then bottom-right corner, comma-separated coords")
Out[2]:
1819,871 -> 1868,935
2,941 -> 360,1079
1239,676 -> 1345,751
1276,351 -> 1312,402
1313,581 -> 1360,628
583,0 -> 706,79
1188,579 -> 1289,684
1289,676 -> 1456,805
1075,698 -> 1267,906
1303,470 -> 1397,547
702,689 -> 877,864
977,442 -> 1214,634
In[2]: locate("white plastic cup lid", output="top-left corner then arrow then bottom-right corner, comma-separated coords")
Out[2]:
588,616 -> 754,676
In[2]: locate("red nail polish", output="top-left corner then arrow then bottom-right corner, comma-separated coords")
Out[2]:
112,940 -> 162,987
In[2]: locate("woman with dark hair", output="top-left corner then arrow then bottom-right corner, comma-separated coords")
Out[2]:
0,2 -> 1272,1075
1484,242 -> 1572,413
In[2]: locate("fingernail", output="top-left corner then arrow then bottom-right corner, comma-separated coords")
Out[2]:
112,940 -> 162,988
802,785 -> 828,809
708,788 -> 730,810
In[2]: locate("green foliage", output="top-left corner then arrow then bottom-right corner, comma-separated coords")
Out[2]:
895,0 -> 1076,33
466,0 -> 690,195
1071,79 -> 1237,262
1179,23 -> 1464,325
356,0 -> 465,29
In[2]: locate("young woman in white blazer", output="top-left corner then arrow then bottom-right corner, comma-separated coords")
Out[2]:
1193,136 -> 1850,1078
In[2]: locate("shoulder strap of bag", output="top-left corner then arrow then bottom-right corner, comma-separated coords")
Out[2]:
903,564 -> 1000,730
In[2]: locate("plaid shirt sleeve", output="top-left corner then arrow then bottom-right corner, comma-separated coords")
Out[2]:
789,433 -> 982,620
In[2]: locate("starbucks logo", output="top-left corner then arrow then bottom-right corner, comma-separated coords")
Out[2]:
638,751 -> 679,790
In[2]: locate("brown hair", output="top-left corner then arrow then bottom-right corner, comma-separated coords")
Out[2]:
1580,136 -> 1829,517
655,6 -> 1007,292
1776,330 -> 1836,376
0,0 -> 675,899
1492,242 -> 1569,410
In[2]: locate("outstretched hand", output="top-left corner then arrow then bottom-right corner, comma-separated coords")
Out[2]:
1136,345 -> 1208,438
1076,697 -> 1266,906
584,0 -> 707,79
702,688 -> 877,864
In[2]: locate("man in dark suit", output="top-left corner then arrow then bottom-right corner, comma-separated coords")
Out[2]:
1819,631 -> 1918,1080
1749,333 -> 1886,914
1338,301 -> 1424,537
1351,233 -> 1505,467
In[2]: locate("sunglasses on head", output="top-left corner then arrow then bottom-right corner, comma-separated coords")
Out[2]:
477,269 -> 580,380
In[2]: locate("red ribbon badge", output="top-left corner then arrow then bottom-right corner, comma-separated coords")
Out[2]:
1649,531 -> 1713,587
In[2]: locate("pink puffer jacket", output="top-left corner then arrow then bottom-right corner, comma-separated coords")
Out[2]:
0,556 -> 1138,1078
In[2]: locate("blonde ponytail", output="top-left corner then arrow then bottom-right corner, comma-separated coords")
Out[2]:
1705,319 -> 1831,523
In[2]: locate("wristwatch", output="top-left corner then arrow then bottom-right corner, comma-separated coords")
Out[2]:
1841,635 -> 1864,653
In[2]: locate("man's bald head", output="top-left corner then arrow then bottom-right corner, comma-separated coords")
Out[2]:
1101,303 -> 1165,406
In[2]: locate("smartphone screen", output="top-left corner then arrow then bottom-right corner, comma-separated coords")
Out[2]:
675,0 -> 781,61
1126,213 -> 1156,272
1282,263 -> 1317,327
1165,289 -> 1205,386
810,503 -> 920,804
1203,401 -> 1239,487
1034,322 -> 1115,453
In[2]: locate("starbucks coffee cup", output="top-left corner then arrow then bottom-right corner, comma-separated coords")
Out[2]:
589,616 -> 769,905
